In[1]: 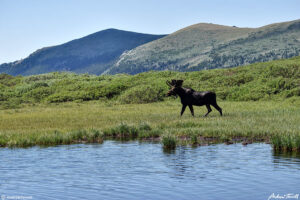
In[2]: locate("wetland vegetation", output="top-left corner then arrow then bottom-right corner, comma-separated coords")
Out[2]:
0,100 -> 299,150
0,57 -> 299,150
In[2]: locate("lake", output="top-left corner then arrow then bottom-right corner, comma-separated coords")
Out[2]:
1,141 -> 299,200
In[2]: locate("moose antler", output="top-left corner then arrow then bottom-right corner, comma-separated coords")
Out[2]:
166,79 -> 184,87
166,80 -> 172,87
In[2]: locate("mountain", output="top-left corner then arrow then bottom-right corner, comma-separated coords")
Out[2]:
107,19 -> 300,74
1,19 -> 300,76
0,29 -> 166,75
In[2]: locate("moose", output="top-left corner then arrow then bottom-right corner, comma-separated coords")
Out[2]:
166,79 -> 222,117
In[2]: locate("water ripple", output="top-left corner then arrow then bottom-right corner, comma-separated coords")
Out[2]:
0,142 -> 300,200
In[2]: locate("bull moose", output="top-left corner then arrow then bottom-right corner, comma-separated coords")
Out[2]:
166,80 -> 222,117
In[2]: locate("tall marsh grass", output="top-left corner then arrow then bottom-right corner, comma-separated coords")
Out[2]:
0,129 -> 103,148
271,134 -> 300,152
161,134 -> 177,150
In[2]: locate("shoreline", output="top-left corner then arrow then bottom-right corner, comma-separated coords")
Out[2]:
0,100 -> 299,151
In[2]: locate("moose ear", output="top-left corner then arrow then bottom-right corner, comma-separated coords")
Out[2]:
176,80 -> 183,87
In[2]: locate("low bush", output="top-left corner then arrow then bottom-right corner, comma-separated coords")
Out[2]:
0,56 -> 299,109
118,84 -> 165,104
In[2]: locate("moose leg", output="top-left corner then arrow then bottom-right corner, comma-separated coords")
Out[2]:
212,103 -> 223,116
204,105 -> 212,117
188,105 -> 194,117
181,105 -> 187,116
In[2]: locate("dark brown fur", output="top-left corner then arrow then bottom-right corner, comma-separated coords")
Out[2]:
166,80 -> 222,117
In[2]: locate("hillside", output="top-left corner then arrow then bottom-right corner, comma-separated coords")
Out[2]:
0,29 -> 166,76
1,19 -> 299,76
0,56 -> 299,109
108,19 -> 300,74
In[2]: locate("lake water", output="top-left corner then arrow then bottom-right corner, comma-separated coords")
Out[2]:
0,141 -> 300,200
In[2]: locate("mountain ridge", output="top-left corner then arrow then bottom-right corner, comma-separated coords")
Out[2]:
107,19 -> 300,74
0,29 -> 166,75
1,19 -> 300,76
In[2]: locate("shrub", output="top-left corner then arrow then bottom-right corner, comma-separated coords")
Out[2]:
46,93 -> 76,103
0,56 -> 300,108
119,85 -> 165,104
24,87 -> 54,102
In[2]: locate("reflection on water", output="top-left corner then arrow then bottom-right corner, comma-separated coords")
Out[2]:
0,142 -> 300,200
273,151 -> 300,170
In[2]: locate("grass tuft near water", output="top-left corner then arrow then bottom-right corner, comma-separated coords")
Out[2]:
190,134 -> 198,146
271,133 -> 300,152
161,134 -> 177,150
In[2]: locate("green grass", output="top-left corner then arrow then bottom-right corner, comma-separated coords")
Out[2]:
0,56 -> 299,110
103,123 -> 138,140
161,133 -> 177,150
0,129 -> 103,148
271,133 -> 300,152
0,100 -> 299,150
0,57 -> 299,150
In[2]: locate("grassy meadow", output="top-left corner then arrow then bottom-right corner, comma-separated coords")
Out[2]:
0,56 -> 299,150
0,100 -> 299,150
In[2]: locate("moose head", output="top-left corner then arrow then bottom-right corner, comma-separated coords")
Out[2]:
166,79 -> 183,96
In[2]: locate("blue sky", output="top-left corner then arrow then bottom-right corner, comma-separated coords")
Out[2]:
1,0 -> 300,64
